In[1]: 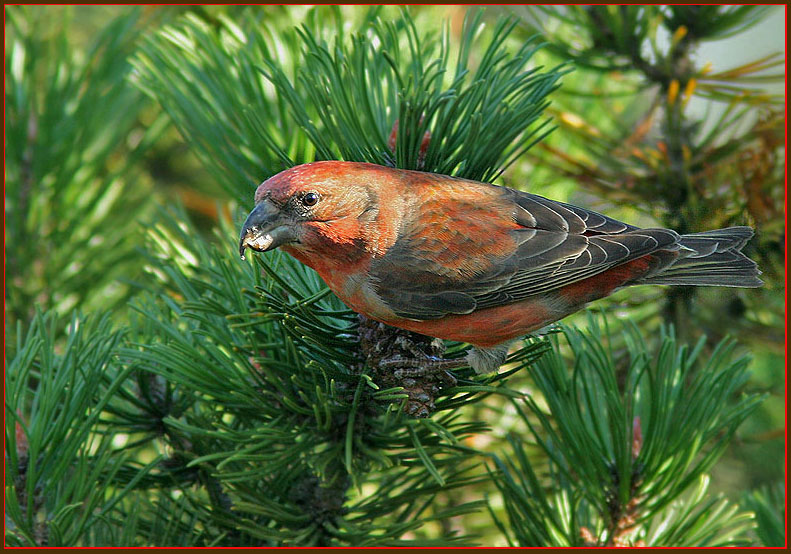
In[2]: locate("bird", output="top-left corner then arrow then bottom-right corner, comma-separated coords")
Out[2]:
239,161 -> 762,374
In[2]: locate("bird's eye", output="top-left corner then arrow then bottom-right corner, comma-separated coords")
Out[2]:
302,192 -> 320,207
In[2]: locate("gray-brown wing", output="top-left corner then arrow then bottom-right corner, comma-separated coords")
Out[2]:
371,188 -> 680,320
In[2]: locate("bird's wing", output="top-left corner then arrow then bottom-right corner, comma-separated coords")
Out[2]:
370,187 -> 680,320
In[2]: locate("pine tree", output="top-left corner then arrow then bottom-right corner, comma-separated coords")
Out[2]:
514,5 -> 785,345
4,6 -> 784,547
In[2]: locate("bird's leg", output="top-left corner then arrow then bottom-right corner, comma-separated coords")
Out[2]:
357,315 -> 461,416
464,343 -> 513,375
378,358 -> 460,386
378,336 -> 462,386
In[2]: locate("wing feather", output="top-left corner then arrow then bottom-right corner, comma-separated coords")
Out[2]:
371,184 -> 679,320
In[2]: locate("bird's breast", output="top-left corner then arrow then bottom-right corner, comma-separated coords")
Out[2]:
284,245 -> 398,321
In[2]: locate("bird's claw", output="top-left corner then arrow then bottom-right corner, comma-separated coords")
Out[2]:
379,356 -> 461,388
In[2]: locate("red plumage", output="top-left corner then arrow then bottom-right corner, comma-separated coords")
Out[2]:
240,161 -> 761,372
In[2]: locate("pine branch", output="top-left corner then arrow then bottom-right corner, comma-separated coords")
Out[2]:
512,5 -> 784,349
488,314 -> 763,546
4,311 -> 153,546
102,208 -> 541,546
741,482 -> 786,547
4,7 -> 168,351
7,6 -> 781,547
133,6 -> 568,202
264,9 -> 568,182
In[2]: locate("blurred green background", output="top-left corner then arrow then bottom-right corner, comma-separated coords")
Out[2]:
5,4 -> 785,546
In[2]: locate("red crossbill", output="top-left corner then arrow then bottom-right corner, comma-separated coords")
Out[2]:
239,161 -> 762,373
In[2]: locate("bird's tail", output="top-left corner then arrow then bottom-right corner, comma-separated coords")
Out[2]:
637,226 -> 763,287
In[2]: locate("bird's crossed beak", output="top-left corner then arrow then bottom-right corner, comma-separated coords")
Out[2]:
239,200 -> 298,260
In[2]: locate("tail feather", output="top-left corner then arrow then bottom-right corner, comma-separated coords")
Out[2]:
638,226 -> 763,288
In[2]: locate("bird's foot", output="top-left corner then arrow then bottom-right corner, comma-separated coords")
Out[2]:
380,354 -> 462,373
378,356 -> 460,388
357,315 -> 461,417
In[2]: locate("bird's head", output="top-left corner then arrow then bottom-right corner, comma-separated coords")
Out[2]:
239,161 -> 392,262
